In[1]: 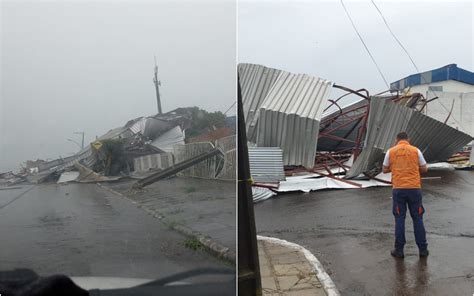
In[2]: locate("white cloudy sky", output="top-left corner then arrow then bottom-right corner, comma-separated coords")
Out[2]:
1,0 -> 236,171
239,0 -> 473,96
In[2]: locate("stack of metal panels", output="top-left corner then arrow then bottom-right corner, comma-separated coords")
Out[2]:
346,97 -> 473,178
248,147 -> 285,183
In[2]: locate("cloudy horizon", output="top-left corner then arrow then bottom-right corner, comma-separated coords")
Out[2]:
1,0 -> 236,171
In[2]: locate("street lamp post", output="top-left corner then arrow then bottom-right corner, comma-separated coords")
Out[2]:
67,138 -> 82,151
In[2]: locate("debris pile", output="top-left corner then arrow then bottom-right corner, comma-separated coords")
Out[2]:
239,63 -> 473,202
1,108 -> 236,187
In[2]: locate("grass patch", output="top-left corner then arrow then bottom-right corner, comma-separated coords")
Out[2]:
184,238 -> 204,251
163,219 -> 180,229
182,186 -> 197,193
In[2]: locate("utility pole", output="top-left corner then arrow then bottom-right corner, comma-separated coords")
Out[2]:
73,132 -> 85,150
153,55 -> 163,114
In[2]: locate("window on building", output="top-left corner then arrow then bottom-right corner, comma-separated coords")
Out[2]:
428,86 -> 443,92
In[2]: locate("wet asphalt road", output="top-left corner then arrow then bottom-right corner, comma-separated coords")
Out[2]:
0,183 -> 227,280
254,170 -> 474,295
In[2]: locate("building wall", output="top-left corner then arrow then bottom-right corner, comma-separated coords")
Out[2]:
403,80 -> 474,137
405,80 -> 474,95
424,91 -> 474,137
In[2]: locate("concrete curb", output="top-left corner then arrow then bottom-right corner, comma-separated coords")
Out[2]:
257,235 -> 340,296
96,183 -> 235,264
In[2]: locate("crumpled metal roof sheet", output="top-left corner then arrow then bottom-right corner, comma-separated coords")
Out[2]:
252,187 -> 277,203
256,71 -> 333,167
248,147 -> 285,183
346,97 -> 473,178
238,63 -> 282,142
128,117 -> 174,139
150,125 -> 185,153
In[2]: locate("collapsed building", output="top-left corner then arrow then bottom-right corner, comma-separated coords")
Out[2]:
1,108 -> 236,186
238,63 -> 473,202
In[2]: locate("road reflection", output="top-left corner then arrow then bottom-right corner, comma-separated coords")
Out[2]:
394,258 -> 429,295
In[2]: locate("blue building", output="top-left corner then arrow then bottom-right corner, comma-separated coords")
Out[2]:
390,64 -> 474,94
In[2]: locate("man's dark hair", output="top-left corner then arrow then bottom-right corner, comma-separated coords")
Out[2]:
396,132 -> 408,140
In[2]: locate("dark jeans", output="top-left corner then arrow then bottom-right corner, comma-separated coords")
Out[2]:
392,188 -> 428,251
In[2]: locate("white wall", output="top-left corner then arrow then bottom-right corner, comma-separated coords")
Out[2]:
401,81 -> 474,137
424,91 -> 473,137
405,80 -> 474,95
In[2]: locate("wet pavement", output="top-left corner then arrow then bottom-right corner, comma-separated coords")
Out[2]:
254,170 -> 474,295
0,183 -> 228,280
106,176 -> 236,255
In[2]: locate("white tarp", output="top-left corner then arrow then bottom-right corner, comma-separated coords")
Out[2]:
57,171 -> 80,184
151,126 -> 185,153
427,162 -> 455,170
274,162 -> 454,194
277,172 -> 391,193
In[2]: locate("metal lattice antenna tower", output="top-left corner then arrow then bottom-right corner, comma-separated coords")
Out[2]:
153,55 -> 163,114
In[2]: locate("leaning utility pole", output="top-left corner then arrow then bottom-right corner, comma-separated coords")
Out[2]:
153,55 -> 163,114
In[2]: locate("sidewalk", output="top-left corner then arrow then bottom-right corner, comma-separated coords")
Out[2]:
100,176 -> 235,262
258,236 -> 339,296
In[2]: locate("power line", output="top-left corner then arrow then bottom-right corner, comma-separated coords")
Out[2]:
370,0 -> 466,131
370,0 -> 420,73
224,101 -> 236,115
340,0 -> 390,89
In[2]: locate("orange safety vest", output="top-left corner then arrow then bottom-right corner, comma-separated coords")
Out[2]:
388,140 -> 421,189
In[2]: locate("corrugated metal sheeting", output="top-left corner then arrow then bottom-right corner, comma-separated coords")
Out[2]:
216,136 -> 236,180
127,117 -> 174,139
239,63 -> 333,168
248,147 -> 285,183
173,138 -> 236,180
150,125 -> 185,153
346,97 -> 473,178
219,148 -> 236,181
133,153 -> 174,172
252,187 -> 277,203
174,142 -> 218,179
238,63 -> 282,142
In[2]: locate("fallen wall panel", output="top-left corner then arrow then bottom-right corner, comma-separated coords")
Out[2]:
346,97 -> 473,178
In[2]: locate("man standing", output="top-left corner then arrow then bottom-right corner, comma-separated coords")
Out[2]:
383,132 -> 429,258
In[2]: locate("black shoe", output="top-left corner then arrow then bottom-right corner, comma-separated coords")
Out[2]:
419,249 -> 429,257
391,249 -> 404,258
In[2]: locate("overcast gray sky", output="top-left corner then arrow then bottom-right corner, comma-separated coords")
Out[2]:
1,0 -> 236,171
239,0 -> 473,98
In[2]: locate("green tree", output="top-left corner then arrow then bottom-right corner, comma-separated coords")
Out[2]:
183,107 -> 227,139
